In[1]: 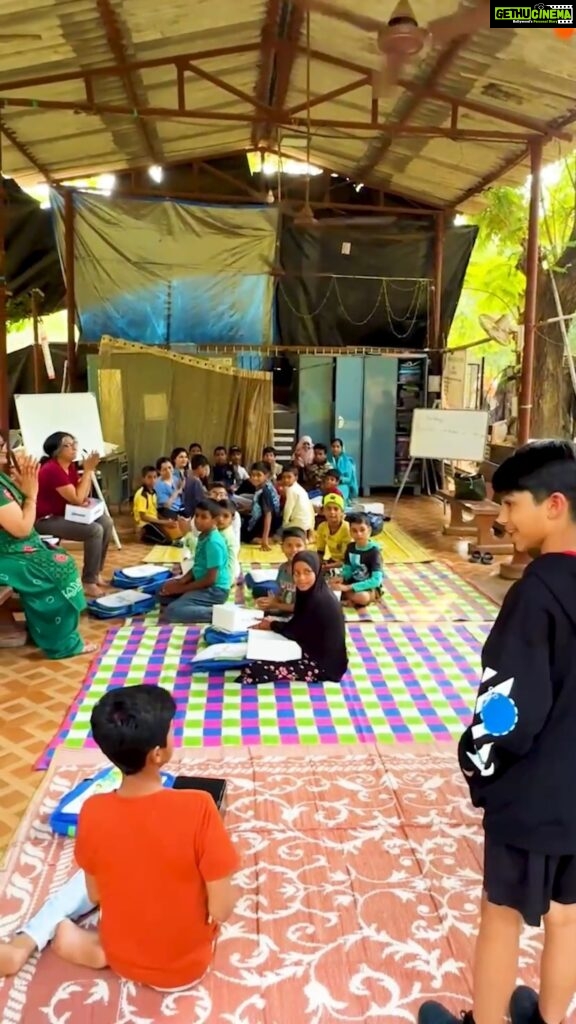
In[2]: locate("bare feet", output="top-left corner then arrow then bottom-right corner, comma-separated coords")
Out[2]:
52,920 -> 107,970
83,583 -> 105,599
0,933 -> 37,977
96,575 -> 108,588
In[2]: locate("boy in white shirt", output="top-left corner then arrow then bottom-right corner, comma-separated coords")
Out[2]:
281,465 -> 315,540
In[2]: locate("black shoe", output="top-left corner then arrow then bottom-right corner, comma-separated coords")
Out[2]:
510,986 -> 541,1024
418,1002 -> 473,1024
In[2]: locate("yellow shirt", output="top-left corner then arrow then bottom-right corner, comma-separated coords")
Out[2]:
316,520 -> 351,562
133,487 -> 158,527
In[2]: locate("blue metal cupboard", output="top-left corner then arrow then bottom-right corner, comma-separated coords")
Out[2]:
297,353 -> 427,493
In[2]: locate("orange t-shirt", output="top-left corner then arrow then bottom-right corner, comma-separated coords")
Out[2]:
75,788 -> 239,989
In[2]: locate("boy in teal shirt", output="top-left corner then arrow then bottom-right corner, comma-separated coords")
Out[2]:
330,513 -> 383,608
159,500 -> 231,623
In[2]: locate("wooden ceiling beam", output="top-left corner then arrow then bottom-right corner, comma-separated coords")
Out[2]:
0,44 -> 259,93
252,1 -> 306,148
0,118 -> 54,182
353,39 -> 472,180
96,0 -> 164,165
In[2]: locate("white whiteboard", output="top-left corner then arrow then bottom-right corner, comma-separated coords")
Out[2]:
15,392 -> 105,459
409,408 -> 489,462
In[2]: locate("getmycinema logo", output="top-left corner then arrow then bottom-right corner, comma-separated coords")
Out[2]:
491,3 -> 575,26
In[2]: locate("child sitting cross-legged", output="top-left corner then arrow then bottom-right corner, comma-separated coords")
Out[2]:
210,484 -> 241,548
255,527 -> 307,618
216,499 -> 240,584
281,464 -> 315,540
0,684 -> 239,987
159,499 -> 231,623
240,462 -> 282,551
331,512 -> 383,608
178,485 -> 242,559
154,457 -> 185,518
133,466 -> 180,545
228,446 -> 249,490
211,446 -> 235,493
316,493 -> 351,568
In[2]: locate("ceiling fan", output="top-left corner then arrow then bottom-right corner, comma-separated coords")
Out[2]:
290,0 -> 491,94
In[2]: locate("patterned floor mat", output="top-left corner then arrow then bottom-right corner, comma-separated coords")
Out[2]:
241,562 -> 497,623
141,522 -> 432,568
0,750 -> 559,1024
36,621 -> 488,768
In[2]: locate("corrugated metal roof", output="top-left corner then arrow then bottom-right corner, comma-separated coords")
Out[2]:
0,0 -> 575,209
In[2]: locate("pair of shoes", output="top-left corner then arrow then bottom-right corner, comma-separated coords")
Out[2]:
418,1004 -> 473,1023
418,987 -> 540,1024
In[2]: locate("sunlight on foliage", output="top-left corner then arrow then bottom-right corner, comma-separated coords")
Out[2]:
448,154 -> 576,371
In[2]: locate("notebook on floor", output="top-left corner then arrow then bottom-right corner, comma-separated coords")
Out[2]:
246,629 -> 302,662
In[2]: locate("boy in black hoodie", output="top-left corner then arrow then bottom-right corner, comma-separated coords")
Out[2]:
419,441 -> 576,1024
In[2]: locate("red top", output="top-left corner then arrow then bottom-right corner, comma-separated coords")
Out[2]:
37,460 -> 79,519
75,789 -> 239,989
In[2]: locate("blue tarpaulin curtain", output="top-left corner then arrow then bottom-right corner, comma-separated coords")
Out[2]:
50,190 -> 277,347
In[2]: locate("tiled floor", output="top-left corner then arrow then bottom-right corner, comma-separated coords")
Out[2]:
0,497 -> 511,857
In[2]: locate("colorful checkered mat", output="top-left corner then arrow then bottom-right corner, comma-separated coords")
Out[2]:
36,620 -> 489,768
241,561 -> 498,622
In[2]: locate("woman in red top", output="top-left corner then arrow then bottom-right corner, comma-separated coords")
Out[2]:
35,432 -> 114,598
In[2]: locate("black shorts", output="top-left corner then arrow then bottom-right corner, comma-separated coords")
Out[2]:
484,834 -> 576,926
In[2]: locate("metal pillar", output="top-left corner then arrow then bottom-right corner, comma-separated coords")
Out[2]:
64,189 -> 77,390
518,140 -> 543,444
0,131 -> 8,443
432,211 -> 445,349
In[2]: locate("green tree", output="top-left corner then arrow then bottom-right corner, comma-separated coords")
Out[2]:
448,155 -> 576,436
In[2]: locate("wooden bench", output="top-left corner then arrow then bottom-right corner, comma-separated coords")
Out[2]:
438,489 -> 479,537
0,586 -> 27,648
459,499 -> 514,561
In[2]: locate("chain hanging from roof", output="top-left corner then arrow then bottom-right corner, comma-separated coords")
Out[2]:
277,276 -> 430,336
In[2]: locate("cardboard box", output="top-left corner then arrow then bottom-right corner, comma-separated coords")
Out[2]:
64,499 -> 105,525
212,605 -> 263,633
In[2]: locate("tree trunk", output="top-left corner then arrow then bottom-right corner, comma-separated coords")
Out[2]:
531,216 -> 576,438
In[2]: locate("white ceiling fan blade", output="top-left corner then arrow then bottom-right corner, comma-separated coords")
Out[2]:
428,1 -> 491,44
372,52 -> 406,97
290,0 -> 385,33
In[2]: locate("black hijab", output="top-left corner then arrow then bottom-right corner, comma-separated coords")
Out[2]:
271,551 -> 348,680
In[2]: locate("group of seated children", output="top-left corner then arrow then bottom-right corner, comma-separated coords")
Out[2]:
293,435 -> 359,502
6,442 -> 576,1024
130,440 -> 381,627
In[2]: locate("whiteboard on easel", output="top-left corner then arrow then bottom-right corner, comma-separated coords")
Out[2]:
409,408 -> 489,462
15,393 -> 105,459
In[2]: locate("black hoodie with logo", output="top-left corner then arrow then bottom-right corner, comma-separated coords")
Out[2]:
458,552 -> 576,854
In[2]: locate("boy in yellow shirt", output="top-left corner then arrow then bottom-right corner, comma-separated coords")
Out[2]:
316,494 -> 351,568
133,466 -> 179,545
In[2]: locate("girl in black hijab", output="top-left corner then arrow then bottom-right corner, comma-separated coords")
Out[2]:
238,550 -> 348,685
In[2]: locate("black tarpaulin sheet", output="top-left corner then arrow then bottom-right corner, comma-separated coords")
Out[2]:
5,179 -> 65,314
276,218 -> 478,349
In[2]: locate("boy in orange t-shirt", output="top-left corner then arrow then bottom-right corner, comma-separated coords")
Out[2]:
0,686 -> 239,988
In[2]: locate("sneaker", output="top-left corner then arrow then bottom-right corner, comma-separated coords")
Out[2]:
510,986 -> 540,1024
418,1002 -> 474,1024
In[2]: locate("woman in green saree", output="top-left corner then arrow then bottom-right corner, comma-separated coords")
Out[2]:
0,437 -> 96,660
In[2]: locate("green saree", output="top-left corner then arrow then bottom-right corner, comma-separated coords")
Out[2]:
0,473 -> 86,659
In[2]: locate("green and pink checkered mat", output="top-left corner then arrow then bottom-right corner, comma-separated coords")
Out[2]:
36,618 -> 490,769
241,561 -> 498,622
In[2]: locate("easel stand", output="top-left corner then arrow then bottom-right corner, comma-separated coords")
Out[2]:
392,457 -> 436,514
91,471 -> 122,550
